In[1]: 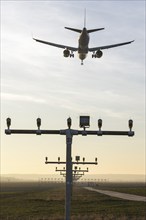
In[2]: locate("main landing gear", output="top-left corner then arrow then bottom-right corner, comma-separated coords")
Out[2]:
70,51 -> 74,58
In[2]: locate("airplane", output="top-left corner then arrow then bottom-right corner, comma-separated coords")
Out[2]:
33,13 -> 134,65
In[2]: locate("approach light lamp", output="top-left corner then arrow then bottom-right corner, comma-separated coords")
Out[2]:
83,157 -> 85,162
95,158 -> 98,163
79,116 -> 90,128
129,119 -> 133,131
6,117 -> 11,129
67,117 -> 72,129
76,156 -> 80,162
37,118 -> 41,129
45,157 -> 48,162
58,157 -> 60,162
98,119 -> 102,130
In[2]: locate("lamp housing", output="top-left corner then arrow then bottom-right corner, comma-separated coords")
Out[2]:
79,116 -> 90,128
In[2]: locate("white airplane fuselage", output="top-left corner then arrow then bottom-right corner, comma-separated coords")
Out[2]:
78,28 -> 89,61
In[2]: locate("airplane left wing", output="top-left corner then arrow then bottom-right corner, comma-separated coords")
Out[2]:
89,40 -> 134,52
33,38 -> 78,51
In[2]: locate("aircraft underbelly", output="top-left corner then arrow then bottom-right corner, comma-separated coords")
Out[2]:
78,46 -> 88,60
79,32 -> 89,49
78,53 -> 87,60
79,41 -> 88,49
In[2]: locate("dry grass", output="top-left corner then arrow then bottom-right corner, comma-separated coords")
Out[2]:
3,215 -> 146,220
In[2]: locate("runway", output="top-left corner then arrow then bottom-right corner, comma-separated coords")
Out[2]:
84,187 -> 146,202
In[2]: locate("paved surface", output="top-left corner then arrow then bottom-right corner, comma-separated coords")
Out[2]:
84,187 -> 146,202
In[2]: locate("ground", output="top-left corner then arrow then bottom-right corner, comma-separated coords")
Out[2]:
0,181 -> 146,220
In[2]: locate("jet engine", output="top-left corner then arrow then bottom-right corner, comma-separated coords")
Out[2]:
96,50 -> 103,58
63,49 -> 70,57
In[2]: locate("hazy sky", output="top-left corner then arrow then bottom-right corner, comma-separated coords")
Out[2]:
1,1 -> 145,175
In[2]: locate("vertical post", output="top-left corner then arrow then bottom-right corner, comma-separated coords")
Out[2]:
65,129 -> 72,220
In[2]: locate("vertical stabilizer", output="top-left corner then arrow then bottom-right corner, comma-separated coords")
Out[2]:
84,8 -> 86,28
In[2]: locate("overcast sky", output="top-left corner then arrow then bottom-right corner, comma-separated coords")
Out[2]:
1,1 -> 145,176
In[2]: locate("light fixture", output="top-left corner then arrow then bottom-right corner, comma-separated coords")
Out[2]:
98,119 -> 102,130
67,117 -> 72,129
129,119 -> 133,131
6,117 -> 11,129
79,116 -> 90,128
76,156 -> 80,162
37,118 -> 41,129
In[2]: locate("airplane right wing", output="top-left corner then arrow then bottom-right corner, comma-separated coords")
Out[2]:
89,40 -> 134,52
33,38 -> 78,51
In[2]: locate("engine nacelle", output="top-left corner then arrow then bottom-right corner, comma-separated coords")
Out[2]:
63,49 -> 70,57
96,50 -> 103,58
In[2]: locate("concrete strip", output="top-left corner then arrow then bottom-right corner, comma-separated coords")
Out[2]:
84,187 -> 146,202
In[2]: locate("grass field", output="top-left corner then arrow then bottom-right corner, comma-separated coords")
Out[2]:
93,181 -> 146,196
0,181 -> 146,220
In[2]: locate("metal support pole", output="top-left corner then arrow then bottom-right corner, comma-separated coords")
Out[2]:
65,129 -> 72,220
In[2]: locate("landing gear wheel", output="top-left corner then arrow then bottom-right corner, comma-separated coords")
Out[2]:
92,54 -> 96,58
70,52 -> 74,58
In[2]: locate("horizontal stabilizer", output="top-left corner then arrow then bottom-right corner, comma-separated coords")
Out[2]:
87,28 -> 104,33
65,27 -> 82,33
